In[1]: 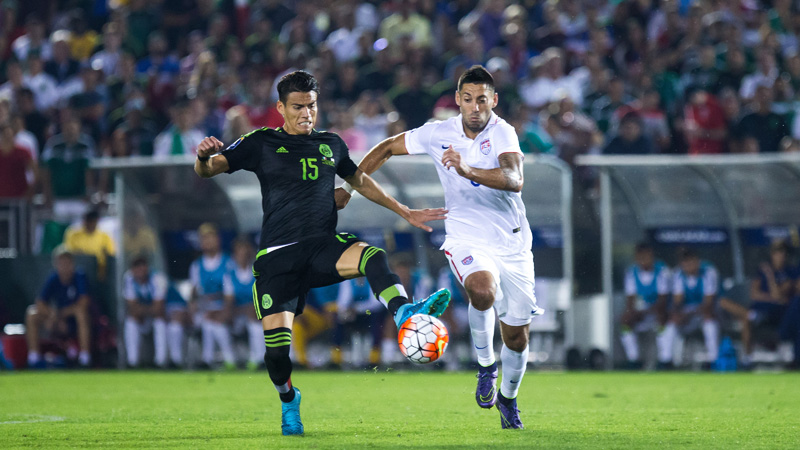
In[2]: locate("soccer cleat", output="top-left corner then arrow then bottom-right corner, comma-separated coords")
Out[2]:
497,394 -> 524,429
475,363 -> 498,408
281,387 -> 304,436
394,289 -> 451,328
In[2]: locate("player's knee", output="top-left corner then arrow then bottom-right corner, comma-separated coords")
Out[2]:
466,286 -> 495,310
504,332 -> 529,352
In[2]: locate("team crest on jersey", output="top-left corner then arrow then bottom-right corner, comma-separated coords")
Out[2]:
479,139 -> 491,155
227,136 -> 244,150
319,144 -> 333,157
462,256 -> 474,265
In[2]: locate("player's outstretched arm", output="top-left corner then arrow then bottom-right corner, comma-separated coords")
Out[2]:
343,169 -> 447,232
194,136 -> 230,178
335,133 -> 409,210
441,148 -> 523,192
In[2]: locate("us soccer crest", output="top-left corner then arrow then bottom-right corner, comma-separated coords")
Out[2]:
479,139 -> 491,155
462,256 -> 474,265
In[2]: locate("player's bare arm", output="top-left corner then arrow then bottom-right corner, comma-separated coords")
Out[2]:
335,133 -> 409,210
343,168 -> 447,232
194,136 -> 230,178
441,148 -> 523,192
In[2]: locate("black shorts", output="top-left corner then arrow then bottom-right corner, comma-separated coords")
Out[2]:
252,232 -> 361,319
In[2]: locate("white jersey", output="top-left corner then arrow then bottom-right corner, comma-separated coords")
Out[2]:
404,113 -> 531,255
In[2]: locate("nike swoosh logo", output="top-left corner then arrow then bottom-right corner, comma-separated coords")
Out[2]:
441,145 -> 448,149
475,345 -> 488,350
479,387 -> 496,402
510,380 -> 519,384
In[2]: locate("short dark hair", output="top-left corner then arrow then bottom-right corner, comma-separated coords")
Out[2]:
678,247 -> 698,261
634,242 -> 653,254
457,65 -> 495,92
277,70 -> 320,104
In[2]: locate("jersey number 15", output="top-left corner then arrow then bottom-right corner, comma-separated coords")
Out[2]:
300,158 -> 318,180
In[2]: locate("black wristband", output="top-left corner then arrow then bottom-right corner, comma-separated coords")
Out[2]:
197,154 -> 210,162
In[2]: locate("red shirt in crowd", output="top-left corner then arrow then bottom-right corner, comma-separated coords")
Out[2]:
0,145 -> 33,198
684,93 -> 727,155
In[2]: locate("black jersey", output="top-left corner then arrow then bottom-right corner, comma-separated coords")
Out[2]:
222,127 -> 359,249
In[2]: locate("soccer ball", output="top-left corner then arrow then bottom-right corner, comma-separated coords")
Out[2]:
397,314 -> 449,364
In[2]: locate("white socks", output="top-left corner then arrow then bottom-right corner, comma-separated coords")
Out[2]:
620,331 -> 639,362
167,321 -> 184,366
153,318 -> 167,367
125,317 -> 141,367
500,345 -> 528,400
468,305 -> 496,366
247,321 -> 264,364
703,320 -> 720,362
657,324 -> 676,363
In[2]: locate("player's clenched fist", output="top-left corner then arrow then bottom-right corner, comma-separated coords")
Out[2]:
197,136 -> 224,159
441,146 -> 471,178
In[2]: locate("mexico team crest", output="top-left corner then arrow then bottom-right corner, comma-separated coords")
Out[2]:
462,256 -> 474,265
319,144 -> 333,157
479,139 -> 491,155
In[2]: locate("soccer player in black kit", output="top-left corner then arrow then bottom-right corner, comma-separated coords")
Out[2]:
194,71 -> 451,436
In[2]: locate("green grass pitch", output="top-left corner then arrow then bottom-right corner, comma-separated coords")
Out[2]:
1,371 -> 799,448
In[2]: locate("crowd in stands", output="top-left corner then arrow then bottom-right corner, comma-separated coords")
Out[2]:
4,0 -> 800,206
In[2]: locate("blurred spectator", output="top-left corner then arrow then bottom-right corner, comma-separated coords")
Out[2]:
153,100 -> 204,158
67,12 -> 98,62
520,47 -> 588,111
11,14 -> 51,61
0,60 -> 25,104
223,237 -> 262,371
683,89 -> 726,155
0,120 -> 37,199
379,0 -> 432,56
63,208 -> 116,281
720,240 -> 799,367
90,22 -> 124,78
26,246 -> 91,368
11,112 -> 38,161
44,32 -> 79,85
330,107 -> 367,155
124,256 -> 184,369
351,91 -> 397,150
620,243 -> 673,369
718,88 -> 744,153
737,84 -> 789,153
590,77 -> 633,135
667,248 -> 720,367
23,52 -> 58,111
326,5 -> 364,63
637,90 -> 671,152
603,112 -> 655,155
387,65 -> 433,129
41,115 -> 96,208
16,87 -> 48,151
122,209 -> 158,262
189,223 -> 235,370
740,51 -> 779,102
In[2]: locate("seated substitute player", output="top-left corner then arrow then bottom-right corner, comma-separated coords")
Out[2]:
720,240 -> 799,366
336,65 -> 542,429
26,246 -> 92,368
223,236 -> 264,370
189,223 -> 236,370
193,70 -> 451,436
620,243 -> 673,369
666,248 -> 720,368
123,255 -> 185,368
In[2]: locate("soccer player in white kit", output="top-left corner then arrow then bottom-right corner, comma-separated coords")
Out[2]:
337,65 -> 542,429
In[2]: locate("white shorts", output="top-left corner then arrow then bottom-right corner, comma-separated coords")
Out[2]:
443,241 -> 543,327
